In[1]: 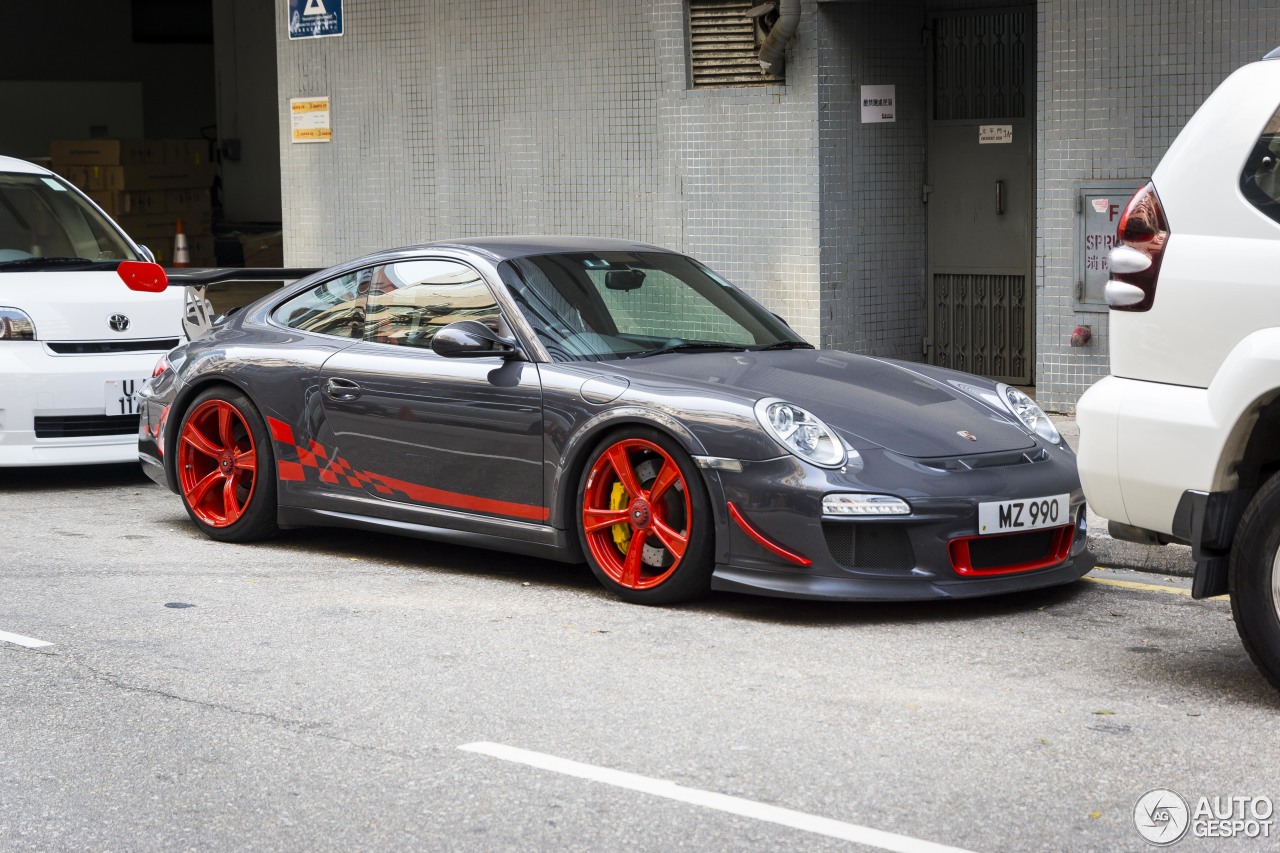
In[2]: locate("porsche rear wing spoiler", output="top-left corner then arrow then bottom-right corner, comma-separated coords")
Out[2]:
116,261 -> 321,340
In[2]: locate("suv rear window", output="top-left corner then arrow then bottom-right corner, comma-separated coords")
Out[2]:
1241,104 -> 1280,223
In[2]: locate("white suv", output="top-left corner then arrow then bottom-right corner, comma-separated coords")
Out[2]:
1077,48 -> 1280,688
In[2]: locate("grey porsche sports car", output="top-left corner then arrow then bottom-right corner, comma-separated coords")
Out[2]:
135,237 -> 1091,604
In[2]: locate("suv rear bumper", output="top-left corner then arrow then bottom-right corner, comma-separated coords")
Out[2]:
1076,375 -> 1221,535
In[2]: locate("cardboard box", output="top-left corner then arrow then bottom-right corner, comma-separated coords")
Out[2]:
164,187 -> 211,212
87,164 -> 215,192
55,164 -> 91,191
239,230 -> 283,267
164,139 -> 209,166
51,139 -> 163,167
113,212 -> 213,241
88,189 -> 167,217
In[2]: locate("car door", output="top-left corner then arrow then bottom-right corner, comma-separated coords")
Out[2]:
316,258 -> 547,524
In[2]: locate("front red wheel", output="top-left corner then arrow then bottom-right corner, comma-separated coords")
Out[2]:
578,429 -> 713,603
176,388 -> 277,542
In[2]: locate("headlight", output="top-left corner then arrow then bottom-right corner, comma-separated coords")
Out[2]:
0,308 -> 35,341
754,398 -> 848,468
996,383 -> 1061,444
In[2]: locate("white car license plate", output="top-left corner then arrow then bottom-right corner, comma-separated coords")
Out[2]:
978,494 -> 1069,535
105,378 -> 145,416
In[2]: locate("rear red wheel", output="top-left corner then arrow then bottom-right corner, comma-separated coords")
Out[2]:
176,388 -> 277,542
578,429 -> 713,603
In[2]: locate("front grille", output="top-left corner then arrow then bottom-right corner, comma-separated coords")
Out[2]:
47,338 -> 180,354
950,525 -> 1074,576
34,414 -> 139,438
967,528 -> 1057,569
822,523 -> 915,572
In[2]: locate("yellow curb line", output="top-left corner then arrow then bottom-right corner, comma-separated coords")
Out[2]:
1082,574 -> 1227,600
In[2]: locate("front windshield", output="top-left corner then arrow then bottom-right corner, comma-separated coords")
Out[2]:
498,251 -> 806,362
0,172 -> 138,268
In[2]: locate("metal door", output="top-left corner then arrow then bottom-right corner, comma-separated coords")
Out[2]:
925,7 -> 1034,384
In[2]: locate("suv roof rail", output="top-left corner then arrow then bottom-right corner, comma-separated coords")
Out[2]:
1265,45 -> 1280,60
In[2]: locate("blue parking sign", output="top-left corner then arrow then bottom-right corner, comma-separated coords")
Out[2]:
288,0 -> 343,40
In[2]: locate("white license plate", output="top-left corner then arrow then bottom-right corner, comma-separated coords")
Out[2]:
105,378 -> 145,416
978,494 -> 1070,535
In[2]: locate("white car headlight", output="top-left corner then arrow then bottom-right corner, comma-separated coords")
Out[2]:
0,307 -> 35,341
996,383 -> 1061,444
754,398 -> 848,468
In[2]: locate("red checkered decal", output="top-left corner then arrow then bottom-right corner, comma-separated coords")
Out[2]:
264,415 -> 547,521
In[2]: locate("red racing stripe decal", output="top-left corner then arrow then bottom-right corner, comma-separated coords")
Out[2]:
267,416 -> 294,445
363,471 -> 550,522
265,419 -> 548,522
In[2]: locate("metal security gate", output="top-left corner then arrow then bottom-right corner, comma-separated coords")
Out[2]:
925,7 -> 1034,385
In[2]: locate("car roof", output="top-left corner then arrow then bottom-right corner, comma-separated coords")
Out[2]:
0,155 -> 51,175
423,235 -> 676,262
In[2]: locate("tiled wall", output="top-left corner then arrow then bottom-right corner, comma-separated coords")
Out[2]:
274,0 -> 823,341
816,3 -> 928,357
274,0 -> 1279,410
1036,0 -> 1279,411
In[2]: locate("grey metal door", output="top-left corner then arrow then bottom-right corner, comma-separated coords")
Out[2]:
926,7 -> 1034,384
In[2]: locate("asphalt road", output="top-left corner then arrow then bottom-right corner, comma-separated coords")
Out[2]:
2,464 -> 1277,852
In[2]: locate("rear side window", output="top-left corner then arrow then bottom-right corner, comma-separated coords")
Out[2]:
275,270 -> 369,339
1241,104 -> 1280,223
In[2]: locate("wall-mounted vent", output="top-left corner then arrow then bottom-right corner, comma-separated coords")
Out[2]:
688,1 -> 783,88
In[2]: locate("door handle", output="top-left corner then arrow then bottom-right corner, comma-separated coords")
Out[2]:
325,377 -> 362,401
995,179 -> 1004,216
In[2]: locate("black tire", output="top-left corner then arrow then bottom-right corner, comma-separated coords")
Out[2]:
576,427 -> 714,604
1229,471 -> 1280,691
175,386 -> 278,543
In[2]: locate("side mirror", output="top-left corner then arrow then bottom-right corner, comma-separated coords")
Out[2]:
431,320 -> 521,359
117,261 -> 169,292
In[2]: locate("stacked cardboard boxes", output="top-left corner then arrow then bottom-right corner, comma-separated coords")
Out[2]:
51,139 -> 216,266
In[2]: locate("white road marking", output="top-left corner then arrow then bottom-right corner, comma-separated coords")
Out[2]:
0,630 -> 52,649
459,742 -> 977,853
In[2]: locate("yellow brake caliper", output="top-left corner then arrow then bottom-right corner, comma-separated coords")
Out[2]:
609,481 -> 631,555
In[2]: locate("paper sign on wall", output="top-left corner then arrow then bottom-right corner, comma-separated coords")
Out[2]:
979,125 -> 1014,144
860,85 -> 896,123
290,97 -> 332,143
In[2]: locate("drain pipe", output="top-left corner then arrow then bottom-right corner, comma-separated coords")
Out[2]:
757,0 -> 800,76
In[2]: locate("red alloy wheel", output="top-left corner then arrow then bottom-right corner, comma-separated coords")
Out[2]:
581,438 -> 692,590
177,399 -> 258,528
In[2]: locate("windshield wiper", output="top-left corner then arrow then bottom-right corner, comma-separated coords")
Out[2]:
628,342 -> 750,359
0,256 -> 103,270
748,340 -> 815,351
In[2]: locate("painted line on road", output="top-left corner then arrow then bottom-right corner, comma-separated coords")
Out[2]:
0,630 -> 53,649
459,742 -> 977,853
1083,574 -> 1227,600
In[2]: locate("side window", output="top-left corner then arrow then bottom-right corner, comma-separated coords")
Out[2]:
275,269 -> 369,339
361,259 -> 500,349
1241,104 -> 1280,223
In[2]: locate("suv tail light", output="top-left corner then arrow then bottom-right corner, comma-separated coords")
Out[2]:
1105,182 -> 1170,312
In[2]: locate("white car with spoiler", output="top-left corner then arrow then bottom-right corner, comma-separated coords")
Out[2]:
0,154 -> 314,467
0,155 -> 186,466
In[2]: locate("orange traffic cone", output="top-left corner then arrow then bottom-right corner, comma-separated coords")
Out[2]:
173,218 -> 190,267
